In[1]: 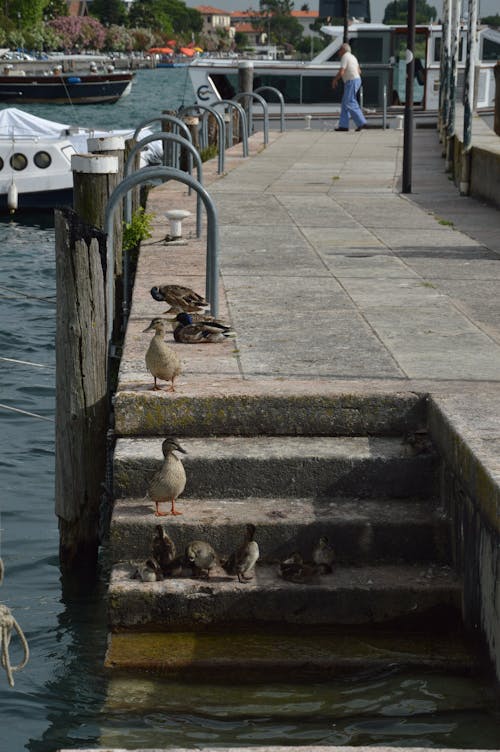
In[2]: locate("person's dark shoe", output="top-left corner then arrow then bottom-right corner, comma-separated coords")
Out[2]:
334,127 -> 348,131
355,125 -> 366,131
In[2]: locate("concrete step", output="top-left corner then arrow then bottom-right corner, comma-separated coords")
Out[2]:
108,561 -> 461,630
105,622 -> 478,679
110,496 -> 450,564
114,391 -> 427,437
113,436 -> 438,499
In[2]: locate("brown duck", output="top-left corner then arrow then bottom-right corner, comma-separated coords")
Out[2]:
148,438 -> 187,516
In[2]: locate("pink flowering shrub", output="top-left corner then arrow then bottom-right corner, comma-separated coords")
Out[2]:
48,16 -> 106,51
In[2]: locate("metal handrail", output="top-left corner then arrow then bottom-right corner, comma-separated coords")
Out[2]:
208,99 -> 249,157
233,91 -> 269,145
254,86 -> 286,132
132,115 -> 193,169
123,131 -> 203,237
104,167 -> 219,343
178,104 -> 226,174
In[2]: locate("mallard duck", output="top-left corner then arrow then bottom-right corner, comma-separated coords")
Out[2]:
148,438 -> 187,516
279,552 -> 319,584
222,524 -> 259,583
150,284 -> 207,313
152,526 -> 184,577
173,312 -> 233,344
132,558 -> 163,582
143,317 -> 182,391
185,540 -> 219,579
312,536 -> 335,574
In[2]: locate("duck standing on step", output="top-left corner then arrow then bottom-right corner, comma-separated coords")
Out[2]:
148,438 -> 187,517
152,525 -> 184,576
150,284 -> 208,314
143,317 -> 182,391
312,536 -> 335,574
185,540 -> 219,579
173,312 -> 233,344
222,524 -> 260,583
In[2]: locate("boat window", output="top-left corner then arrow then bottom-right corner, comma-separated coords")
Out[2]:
482,37 -> 500,61
34,151 -> 52,169
10,153 -> 28,171
351,37 -> 385,64
0,157 -> 3,171
433,35 -> 465,63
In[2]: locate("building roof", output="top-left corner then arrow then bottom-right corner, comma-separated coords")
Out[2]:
291,10 -> 319,17
196,5 -> 232,14
233,22 -> 264,33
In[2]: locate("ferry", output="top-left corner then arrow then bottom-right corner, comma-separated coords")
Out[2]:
189,23 -> 500,118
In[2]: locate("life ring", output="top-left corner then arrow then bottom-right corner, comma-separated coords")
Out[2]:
197,84 -> 210,101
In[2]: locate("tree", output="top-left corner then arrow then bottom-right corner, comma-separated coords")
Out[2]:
127,0 -> 202,35
90,0 -> 128,26
48,16 -> 106,51
44,0 -> 68,20
481,14 -> 500,27
383,0 -> 437,24
6,0 -> 46,28
256,0 -> 303,48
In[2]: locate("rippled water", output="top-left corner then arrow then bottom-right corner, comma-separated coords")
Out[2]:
0,69 -> 499,752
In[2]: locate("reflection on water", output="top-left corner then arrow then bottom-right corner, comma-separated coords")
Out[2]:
0,70 -> 499,751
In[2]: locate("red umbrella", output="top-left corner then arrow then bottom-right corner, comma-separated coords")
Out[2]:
179,47 -> 196,56
148,46 -> 174,55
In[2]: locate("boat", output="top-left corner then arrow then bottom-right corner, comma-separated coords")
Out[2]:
0,61 -> 134,105
0,108 -> 154,212
189,22 -> 500,118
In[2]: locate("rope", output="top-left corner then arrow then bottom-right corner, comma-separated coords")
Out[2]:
0,285 -> 56,304
0,403 -> 54,422
0,558 -> 3,586
0,604 -> 29,687
0,357 -> 55,370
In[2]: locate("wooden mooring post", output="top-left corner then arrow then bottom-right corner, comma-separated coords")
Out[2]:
55,209 -> 107,572
56,151 -> 124,571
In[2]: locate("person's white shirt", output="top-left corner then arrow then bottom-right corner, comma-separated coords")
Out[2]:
340,51 -> 361,81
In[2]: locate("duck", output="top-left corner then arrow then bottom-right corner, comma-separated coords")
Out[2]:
185,540 -> 219,579
312,536 -> 335,574
152,525 -> 181,575
279,552 -> 320,584
148,438 -> 187,516
222,524 -> 259,583
173,312 -> 233,344
143,317 -> 182,391
150,284 -> 208,313
131,558 -> 163,582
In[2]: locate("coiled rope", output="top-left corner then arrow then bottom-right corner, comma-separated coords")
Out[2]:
0,559 -> 30,687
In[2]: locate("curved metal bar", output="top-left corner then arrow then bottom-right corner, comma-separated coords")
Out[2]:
178,104 -> 226,174
104,166 -> 219,342
124,132 -> 203,238
132,115 -> 192,144
254,86 -> 286,133
233,91 -> 269,145
208,99 -> 248,157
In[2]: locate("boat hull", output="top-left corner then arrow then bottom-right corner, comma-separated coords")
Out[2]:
0,73 -> 134,104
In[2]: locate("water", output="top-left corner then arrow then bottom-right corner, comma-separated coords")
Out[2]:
0,68 -> 499,752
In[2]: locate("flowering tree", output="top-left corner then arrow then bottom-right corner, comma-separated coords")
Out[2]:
104,24 -> 134,52
129,27 -> 157,51
48,16 -> 106,51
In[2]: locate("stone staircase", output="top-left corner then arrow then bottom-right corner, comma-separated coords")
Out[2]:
106,400 -> 464,672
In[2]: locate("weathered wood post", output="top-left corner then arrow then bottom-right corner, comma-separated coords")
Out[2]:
55,208 -> 107,572
180,115 -> 199,171
494,62 -> 500,137
72,151 -> 122,336
238,61 -> 254,132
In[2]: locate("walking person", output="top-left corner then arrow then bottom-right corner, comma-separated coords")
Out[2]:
332,43 -> 367,132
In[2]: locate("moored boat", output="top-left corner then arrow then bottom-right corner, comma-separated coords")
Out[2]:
189,22 -> 500,118
0,62 -> 134,105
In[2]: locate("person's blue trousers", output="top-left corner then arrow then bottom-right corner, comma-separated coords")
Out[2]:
338,78 -> 367,129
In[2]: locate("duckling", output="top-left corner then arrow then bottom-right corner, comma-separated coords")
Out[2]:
222,524 -> 259,583
143,317 -> 182,391
132,558 -> 163,582
152,526 -> 184,577
185,540 -> 218,579
148,438 -> 187,516
279,552 -> 319,584
312,536 -> 335,574
150,284 -> 207,313
173,312 -> 233,344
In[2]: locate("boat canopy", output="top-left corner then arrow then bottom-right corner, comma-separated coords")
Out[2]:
0,107 -> 70,137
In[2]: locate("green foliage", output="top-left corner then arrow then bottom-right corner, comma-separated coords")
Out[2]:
199,144 -> 218,162
90,0 -> 128,26
6,0 -> 46,28
127,0 -> 202,35
123,207 -> 154,252
482,14 -> 500,28
383,0 -> 437,24
257,0 -> 303,47
44,0 -> 68,20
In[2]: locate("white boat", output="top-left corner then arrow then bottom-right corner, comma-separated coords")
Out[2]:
0,108 -> 154,212
189,23 -> 500,119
